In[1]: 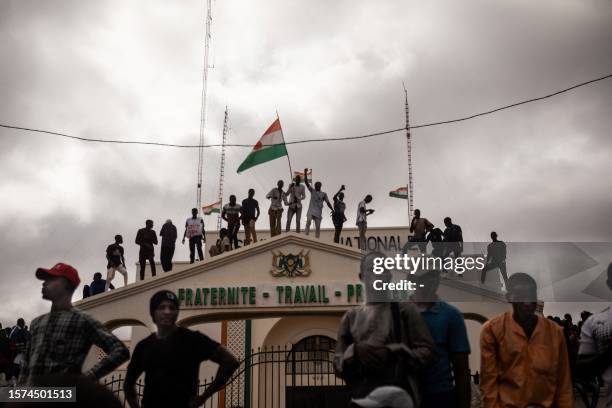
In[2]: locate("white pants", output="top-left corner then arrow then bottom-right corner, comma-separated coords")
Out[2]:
305,215 -> 322,238
106,264 -> 128,290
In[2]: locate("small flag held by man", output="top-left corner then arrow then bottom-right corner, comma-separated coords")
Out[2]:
389,186 -> 408,199
293,169 -> 312,183
202,201 -> 221,215
237,118 -> 289,173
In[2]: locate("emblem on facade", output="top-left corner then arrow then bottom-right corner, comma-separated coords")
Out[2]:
270,250 -> 312,277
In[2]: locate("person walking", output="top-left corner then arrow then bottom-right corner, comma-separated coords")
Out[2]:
221,195 -> 242,249
124,290 -> 239,408
159,219 -> 178,272
332,185 -> 347,243
105,234 -> 127,290
135,220 -> 158,280
241,189 -> 260,245
182,208 -> 206,264
18,263 -> 129,385
266,180 -> 287,237
356,195 -> 374,251
304,168 -> 333,238
285,175 -> 306,233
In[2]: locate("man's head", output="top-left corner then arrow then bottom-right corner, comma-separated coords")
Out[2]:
294,175 -> 301,184
277,180 -> 284,189
248,188 -> 255,198
413,269 -> 441,302
114,234 -> 123,244
606,263 -> 612,292
93,272 -> 102,281
314,181 -> 322,191
145,219 -> 154,229
506,273 -> 538,318
229,195 -> 236,205
165,219 -> 172,225
338,192 -> 344,201
414,209 -> 421,218
36,263 -> 80,301
564,313 -> 572,323
491,231 -> 498,241
17,318 -> 25,328
150,290 -> 180,327
444,217 -> 452,227
359,251 -> 391,301
192,208 -> 198,217
364,194 -> 372,204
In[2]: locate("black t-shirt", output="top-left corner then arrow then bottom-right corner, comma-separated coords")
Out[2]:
106,243 -> 124,268
125,327 -> 220,408
241,198 -> 259,223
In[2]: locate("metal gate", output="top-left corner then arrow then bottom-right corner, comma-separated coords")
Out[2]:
103,339 -> 349,408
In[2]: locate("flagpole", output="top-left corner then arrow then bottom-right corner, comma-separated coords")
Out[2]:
403,82 -> 413,227
277,110 -> 294,180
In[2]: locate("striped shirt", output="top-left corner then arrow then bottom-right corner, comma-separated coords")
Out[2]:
18,308 -> 129,385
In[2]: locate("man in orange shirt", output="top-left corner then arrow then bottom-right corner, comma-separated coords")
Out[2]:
480,273 -> 573,408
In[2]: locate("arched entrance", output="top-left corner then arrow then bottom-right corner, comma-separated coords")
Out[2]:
285,335 -> 350,408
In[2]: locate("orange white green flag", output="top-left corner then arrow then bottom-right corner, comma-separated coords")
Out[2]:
237,118 -> 288,173
389,186 -> 408,199
293,169 -> 312,183
202,201 -> 221,215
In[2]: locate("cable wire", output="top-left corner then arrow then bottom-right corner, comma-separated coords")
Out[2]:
1,73 -> 610,149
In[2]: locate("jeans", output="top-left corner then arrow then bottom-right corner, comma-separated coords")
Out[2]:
228,221 -> 240,249
189,235 -> 204,263
286,205 -> 302,232
244,219 -> 257,244
138,252 -> 155,280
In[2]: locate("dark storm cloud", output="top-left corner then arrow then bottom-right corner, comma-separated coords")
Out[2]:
0,0 -> 611,322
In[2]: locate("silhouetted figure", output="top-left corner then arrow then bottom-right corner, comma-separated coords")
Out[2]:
480,273 -> 572,407
357,195 -> 375,251
136,220 -> 157,280
182,208 -> 205,263
480,231 -> 509,289
10,318 -> 27,379
159,219 -> 178,272
409,209 -> 433,253
90,272 -> 114,296
286,175 -> 306,233
124,290 -> 239,408
18,263 -> 128,385
413,269 -> 471,408
222,195 -> 242,249
241,189 -> 260,245
82,285 -> 90,299
266,180 -> 287,237
106,234 -> 127,290
442,217 -> 463,257
332,185 -> 347,243
426,228 -> 444,258
304,168 -> 333,238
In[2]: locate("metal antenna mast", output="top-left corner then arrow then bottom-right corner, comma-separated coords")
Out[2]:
403,82 -> 414,225
216,107 -> 229,231
196,0 -> 213,210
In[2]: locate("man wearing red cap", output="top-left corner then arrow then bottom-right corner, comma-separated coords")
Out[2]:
17,263 -> 129,385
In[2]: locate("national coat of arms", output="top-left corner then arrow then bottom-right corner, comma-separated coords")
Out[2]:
270,250 -> 312,277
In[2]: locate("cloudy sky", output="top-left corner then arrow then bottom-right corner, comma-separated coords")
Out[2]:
1,0 -> 611,326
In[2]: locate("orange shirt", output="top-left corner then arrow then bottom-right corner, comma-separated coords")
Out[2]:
480,311 -> 573,408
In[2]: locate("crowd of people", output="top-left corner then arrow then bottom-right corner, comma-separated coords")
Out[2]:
2,253 -> 611,407
340,260 -> 612,408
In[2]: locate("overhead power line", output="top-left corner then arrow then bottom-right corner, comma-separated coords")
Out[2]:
1,73 -> 610,149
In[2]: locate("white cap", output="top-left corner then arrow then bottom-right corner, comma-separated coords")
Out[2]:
351,386 -> 413,408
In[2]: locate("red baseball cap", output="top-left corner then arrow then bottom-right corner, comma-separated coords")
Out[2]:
36,263 -> 81,288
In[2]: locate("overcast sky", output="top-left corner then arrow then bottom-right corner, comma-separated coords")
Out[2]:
1,0 -> 611,326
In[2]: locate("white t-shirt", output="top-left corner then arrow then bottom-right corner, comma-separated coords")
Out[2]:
579,306 -> 612,407
185,217 -> 204,238
356,200 -> 367,224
